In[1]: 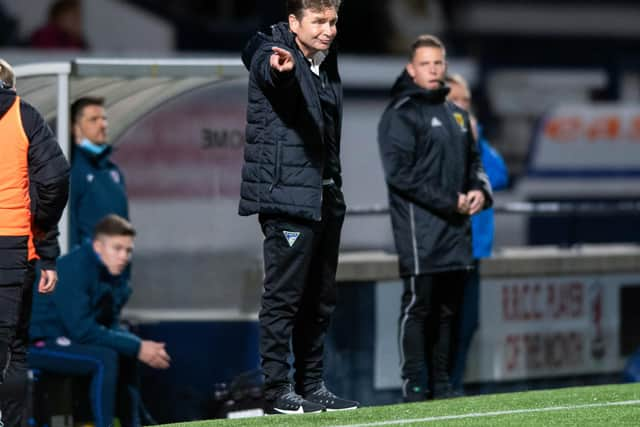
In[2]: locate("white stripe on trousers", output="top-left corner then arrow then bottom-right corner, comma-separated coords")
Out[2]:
398,275 -> 417,397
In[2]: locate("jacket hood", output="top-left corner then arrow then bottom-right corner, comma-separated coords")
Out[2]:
390,70 -> 450,104
241,22 -> 339,71
0,88 -> 17,120
242,22 -> 295,71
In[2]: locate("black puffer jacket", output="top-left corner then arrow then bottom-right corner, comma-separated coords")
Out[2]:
238,22 -> 342,221
0,89 -> 69,283
378,71 -> 492,277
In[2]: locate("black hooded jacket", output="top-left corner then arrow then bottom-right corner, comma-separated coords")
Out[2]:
238,22 -> 343,221
0,88 -> 69,283
378,71 -> 492,277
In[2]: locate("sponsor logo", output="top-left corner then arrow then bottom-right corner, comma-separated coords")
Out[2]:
283,231 -> 301,247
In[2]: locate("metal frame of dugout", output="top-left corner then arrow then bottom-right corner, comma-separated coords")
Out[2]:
14,57 -> 247,253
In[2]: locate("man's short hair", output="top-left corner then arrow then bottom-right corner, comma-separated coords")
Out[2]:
71,96 -> 105,125
287,0 -> 341,20
0,58 -> 15,89
93,215 -> 136,239
409,34 -> 446,61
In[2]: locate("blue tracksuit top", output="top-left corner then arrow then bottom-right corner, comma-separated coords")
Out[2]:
29,243 -> 140,357
472,129 -> 508,259
69,145 -> 129,248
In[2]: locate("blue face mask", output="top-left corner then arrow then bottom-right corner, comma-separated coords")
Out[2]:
80,138 -> 108,155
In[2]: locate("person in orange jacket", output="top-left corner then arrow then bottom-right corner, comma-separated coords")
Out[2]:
0,58 -> 69,427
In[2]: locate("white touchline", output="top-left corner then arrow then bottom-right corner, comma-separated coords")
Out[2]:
332,400 -> 640,427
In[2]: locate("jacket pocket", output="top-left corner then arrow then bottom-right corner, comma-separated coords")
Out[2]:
270,142 -> 282,192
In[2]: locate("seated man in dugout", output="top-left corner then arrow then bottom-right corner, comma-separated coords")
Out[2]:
28,215 -> 170,427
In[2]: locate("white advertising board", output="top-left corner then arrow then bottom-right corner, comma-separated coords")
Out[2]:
477,275 -> 635,381
374,274 -> 640,388
530,104 -> 640,175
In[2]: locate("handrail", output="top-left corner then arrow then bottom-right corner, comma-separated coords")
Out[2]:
346,200 -> 640,216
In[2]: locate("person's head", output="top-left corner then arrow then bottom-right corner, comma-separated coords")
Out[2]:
0,58 -> 16,90
446,73 -> 480,139
445,73 -> 472,111
49,0 -> 83,39
71,96 -> 108,145
287,0 -> 340,58
92,215 -> 136,276
406,34 -> 447,91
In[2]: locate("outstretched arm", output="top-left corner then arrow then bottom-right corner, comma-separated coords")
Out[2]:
252,45 -> 298,89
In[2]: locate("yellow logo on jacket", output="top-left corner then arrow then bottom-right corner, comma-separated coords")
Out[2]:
453,112 -> 467,132
453,113 -> 467,132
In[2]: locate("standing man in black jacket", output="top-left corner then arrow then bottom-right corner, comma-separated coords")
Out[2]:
239,0 -> 358,415
0,58 -> 69,426
377,35 -> 492,402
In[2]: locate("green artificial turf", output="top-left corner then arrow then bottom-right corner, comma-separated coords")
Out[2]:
160,383 -> 640,427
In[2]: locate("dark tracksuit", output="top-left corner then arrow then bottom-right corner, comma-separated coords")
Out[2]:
0,89 -> 69,426
377,72 -> 492,398
69,144 -> 129,248
28,244 -> 143,427
239,23 -> 345,400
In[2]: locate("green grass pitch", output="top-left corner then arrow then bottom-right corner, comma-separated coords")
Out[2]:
160,383 -> 640,427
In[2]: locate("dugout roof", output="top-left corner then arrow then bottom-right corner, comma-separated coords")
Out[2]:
14,58 -> 247,251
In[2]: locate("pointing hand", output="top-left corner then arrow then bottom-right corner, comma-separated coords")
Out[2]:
270,47 -> 295,73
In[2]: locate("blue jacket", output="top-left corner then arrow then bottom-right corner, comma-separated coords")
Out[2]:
29,243 -> 140,357
471,128 -> 508,259
70,145 -> 128,248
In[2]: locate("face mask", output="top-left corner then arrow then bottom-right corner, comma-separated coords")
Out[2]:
80,138 -> 108,155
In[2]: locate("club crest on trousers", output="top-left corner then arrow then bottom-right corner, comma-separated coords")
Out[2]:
283,231 -> 301,247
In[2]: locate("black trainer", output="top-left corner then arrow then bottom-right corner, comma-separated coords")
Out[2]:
305,384 -> 359,411
431,383 -> 464,400
265,386 -> 325,415
139,403 -> 158,425
403,384 -> 427,403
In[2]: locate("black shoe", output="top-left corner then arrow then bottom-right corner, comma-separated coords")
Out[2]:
432,383 -> 463,400
140,404 -> 158,425
265,386 -> 325,414
403,384 -> 427,403
305,384 -> 359,411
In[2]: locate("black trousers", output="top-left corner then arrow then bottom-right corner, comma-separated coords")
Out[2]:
258,185 -> 345,400
0,261 -> 36,427
398,271 -> 466,398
